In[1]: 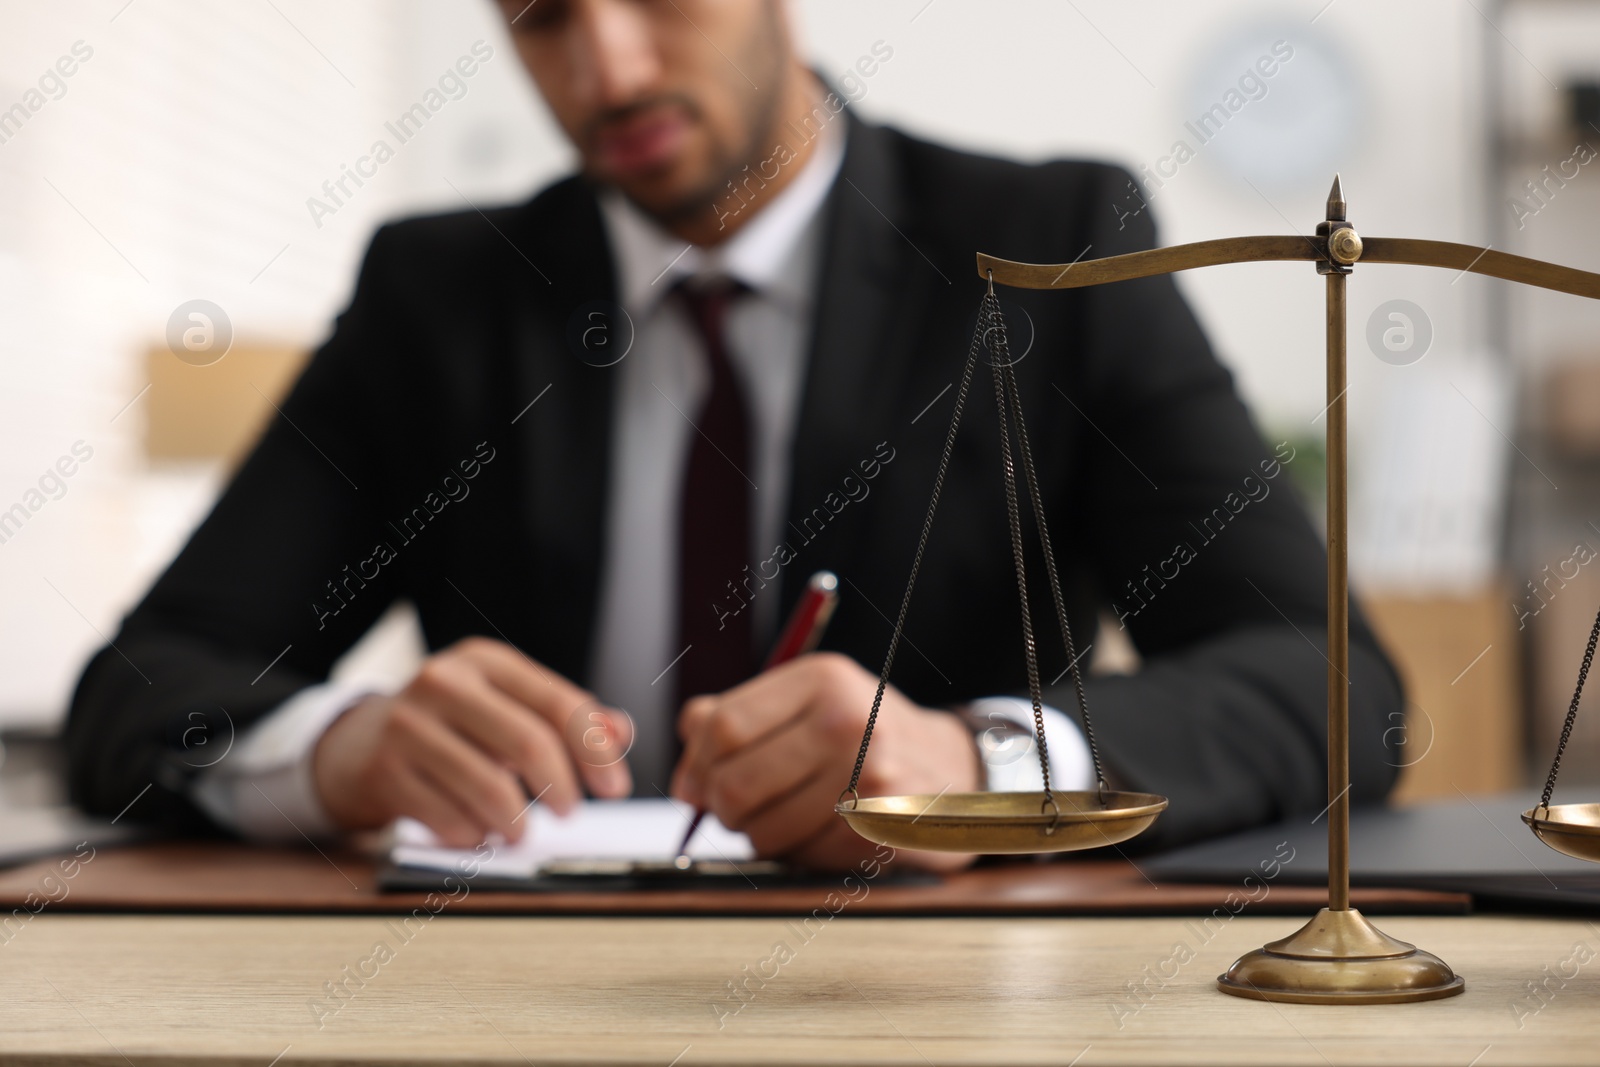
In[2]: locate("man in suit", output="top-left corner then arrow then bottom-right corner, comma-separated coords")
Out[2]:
66,0 -> 1403,869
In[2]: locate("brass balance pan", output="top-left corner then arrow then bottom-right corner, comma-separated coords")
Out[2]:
836,790 -> 1167,854
1522,803 -> 1600,863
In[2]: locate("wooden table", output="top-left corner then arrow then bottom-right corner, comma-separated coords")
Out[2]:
2,913 -> 1594,1065
0,842 -> 1469,915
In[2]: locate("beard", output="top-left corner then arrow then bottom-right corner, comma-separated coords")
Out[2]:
582,2 -> 793,228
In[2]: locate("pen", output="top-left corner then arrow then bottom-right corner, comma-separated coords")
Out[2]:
673,570 -> 840,868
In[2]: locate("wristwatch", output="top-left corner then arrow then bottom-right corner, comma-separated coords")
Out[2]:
954,704 -> 1039,787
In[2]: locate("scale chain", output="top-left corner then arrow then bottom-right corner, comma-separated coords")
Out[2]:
998,351 -> 1110,803
984,290 -> 1055,801
843,293 -> 987,802
845,286 -> 1109,815
1540,601 -> 1600,812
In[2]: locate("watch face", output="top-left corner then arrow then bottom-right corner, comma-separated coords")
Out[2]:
1181,21 -> 1362,194
974,715 -> 1036,768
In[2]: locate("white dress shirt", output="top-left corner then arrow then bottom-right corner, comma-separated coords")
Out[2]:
194,113 -> 1092,840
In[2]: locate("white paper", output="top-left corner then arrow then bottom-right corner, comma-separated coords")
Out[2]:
389,798 -> 754,879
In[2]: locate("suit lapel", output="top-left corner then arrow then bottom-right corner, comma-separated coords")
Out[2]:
505,179 -> 618,681
779,115 -> 933,620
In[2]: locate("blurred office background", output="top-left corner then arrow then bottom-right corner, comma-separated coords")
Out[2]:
2,0 -> 1599,803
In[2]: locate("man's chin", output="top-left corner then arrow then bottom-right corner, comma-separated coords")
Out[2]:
600,168 -> 723,230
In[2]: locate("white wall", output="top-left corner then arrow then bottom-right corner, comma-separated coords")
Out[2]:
799,0 -> 1492,418
0,0 -> 1569,724
0,0 -> 561,724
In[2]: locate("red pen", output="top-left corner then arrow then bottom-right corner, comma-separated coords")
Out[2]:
673,570 -> 839,866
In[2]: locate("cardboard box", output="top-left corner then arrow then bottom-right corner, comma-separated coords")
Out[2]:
1363,585 -> 1525,803
144,343 -> 309,466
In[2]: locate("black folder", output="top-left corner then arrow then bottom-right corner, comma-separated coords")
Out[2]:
1146,789 -> 1600,911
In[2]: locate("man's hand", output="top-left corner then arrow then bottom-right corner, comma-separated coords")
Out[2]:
312,637 -> 632,846
669,652 -> 983,871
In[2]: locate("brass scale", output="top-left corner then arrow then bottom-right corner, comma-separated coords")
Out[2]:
830,176 -> 1600,1004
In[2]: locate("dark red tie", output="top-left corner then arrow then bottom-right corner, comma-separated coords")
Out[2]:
674,277 -> 756,711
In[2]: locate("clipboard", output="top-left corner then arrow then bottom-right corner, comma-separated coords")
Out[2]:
375,856 -> 933,893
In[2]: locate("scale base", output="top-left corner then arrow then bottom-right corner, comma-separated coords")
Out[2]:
1217,908 -> 1464,1004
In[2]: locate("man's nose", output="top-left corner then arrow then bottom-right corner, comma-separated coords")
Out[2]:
568,0 -> 662,109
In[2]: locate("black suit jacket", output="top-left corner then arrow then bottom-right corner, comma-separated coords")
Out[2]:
66,113 -> 1403,848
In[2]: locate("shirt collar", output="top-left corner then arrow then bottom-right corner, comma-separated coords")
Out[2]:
599,105 -> 847,317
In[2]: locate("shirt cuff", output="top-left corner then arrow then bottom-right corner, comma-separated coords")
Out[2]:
966,696 -> 1095,792
191,681 -> 375,842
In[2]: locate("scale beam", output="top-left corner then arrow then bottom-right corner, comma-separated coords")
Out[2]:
1362,238 -> 1600,300
977,235 -> 1600,301
976,236 -> 1326,290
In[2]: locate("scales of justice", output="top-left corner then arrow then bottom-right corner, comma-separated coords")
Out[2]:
831,175 -> 1600,1004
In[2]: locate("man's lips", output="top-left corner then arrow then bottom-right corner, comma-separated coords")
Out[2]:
591,108 -> 690,178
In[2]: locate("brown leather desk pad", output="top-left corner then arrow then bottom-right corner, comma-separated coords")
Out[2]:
0,841 -> 1470,915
